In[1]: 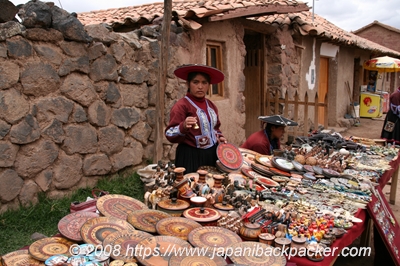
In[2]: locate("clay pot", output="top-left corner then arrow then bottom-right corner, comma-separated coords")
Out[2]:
259,233 -> 275,246
239,222 -> 262,241
212,175 -> 225,203
291,235 -> 307,256
174,167 -> 186,183
274,237 -> 291,252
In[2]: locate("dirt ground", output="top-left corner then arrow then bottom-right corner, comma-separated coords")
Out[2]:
332,115 -> 399,266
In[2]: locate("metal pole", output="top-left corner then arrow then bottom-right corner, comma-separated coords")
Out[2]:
312,0 -> 315,23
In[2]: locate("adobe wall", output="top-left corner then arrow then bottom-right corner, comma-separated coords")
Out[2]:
355,25 -> 400,53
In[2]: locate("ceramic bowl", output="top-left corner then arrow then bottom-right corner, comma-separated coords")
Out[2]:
190,196 -> 207,207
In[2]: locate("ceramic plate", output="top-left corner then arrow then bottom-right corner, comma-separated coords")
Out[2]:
303,165 -> 314,173
127,209 -> 171,233
57,211 -> 99,241
256,176 -> 280,187
256,155 -> 273,167
216,160 -> 235,173
303,173 -> 316,181
251,163 -> 275,176
168,248 -> 227,265
96,194 -> 148,220
272,157 -> 294,171
102,229 -> 152,262
80,216 -> 135,245
2,250 -> 45,265
228,241 -> 286,266
323,168 -> 340,178
291,160 -> 304,172
242,167 -> 263,179
135,235 -> 191,266
216,143 -> 243,170
269,167 -> 291,177
28,237 -> 76,261
155,217 -> 202,240
271,175 -> 290,183
228,172 -> 248,184
312,166 -> 324,175
187,226 -> 242,254
183,207 -> 221,223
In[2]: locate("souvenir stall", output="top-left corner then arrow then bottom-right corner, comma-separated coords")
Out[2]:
2,132 -> 400,266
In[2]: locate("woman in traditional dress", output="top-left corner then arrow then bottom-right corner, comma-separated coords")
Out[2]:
165,64 -> 227,173
241,115 -> 297,155
381,86 -> 400,143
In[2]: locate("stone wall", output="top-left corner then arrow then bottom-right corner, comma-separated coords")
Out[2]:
355,24 -> 400,54
0,4 -> 189,212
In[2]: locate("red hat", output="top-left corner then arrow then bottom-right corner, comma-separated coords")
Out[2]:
174,64 -> 224,84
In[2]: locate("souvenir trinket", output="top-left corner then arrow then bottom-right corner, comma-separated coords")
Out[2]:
29,237 -> 75,261
188,226 -> 242,254
259,233 -> 276,246
135,236 -> 191,266
217,143 -> 243,170
228,242 -> 286,266
157,197 -> 190,217
2,250 -> 44,266
102,229 -> 152,263
155,217 -> 202,240
127,209 -> 171,233
80,216 -> 135,245
96,194 -> 147,220
239,222 -> 262,241
58,211 -> 99,242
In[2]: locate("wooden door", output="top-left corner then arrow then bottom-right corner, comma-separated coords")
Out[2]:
244,33 -> 263,138
318,57 -> 329,125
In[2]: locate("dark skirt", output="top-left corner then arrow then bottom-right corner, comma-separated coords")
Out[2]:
381,110 -> 400,144
175,143 -> 218,174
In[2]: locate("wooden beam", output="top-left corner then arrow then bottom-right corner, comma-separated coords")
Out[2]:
209,5 -> 310,22
155,0 -> 172,163
240,18 -> 277,35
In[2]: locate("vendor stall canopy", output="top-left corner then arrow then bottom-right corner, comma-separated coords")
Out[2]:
258,115 -> 298,126
363,56 -> 400,73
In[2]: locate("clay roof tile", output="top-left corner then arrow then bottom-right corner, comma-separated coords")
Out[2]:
77,0 -> 399,56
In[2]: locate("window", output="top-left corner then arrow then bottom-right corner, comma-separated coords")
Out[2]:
206,41 -> 224,98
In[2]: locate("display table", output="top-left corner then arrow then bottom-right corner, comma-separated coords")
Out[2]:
287,209 -> 367,266
288,152 -> 400,266
378,152 -> 400,204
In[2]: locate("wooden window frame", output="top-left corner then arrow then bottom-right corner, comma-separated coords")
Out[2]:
206,41 -> 224,100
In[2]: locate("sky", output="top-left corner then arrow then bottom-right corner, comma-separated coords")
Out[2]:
9,0 -> 400,32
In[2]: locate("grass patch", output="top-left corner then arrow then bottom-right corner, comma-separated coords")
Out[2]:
0,171 -> 144,256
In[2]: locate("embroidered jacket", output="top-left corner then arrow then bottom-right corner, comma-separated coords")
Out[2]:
240,129 -> 280,155
165,93 -> 224,149
390,88 -> 400,118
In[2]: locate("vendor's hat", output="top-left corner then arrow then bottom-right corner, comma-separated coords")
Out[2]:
258,115 -> 298,126
174,64 -> 224,84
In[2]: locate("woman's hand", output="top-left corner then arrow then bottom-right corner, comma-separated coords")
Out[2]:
183,116 -> 198,130
218,136 -> 227,144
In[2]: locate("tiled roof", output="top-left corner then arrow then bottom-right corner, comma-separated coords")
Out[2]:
250,11 -> 400,57
77,0 -> 400,57
78,0 -> 309,30
352,20 -> 400,35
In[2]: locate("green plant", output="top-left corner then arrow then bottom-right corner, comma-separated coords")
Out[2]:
0,172 -> 144,256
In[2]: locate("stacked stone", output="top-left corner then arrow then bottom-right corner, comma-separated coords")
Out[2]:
0,0 -> 184,212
